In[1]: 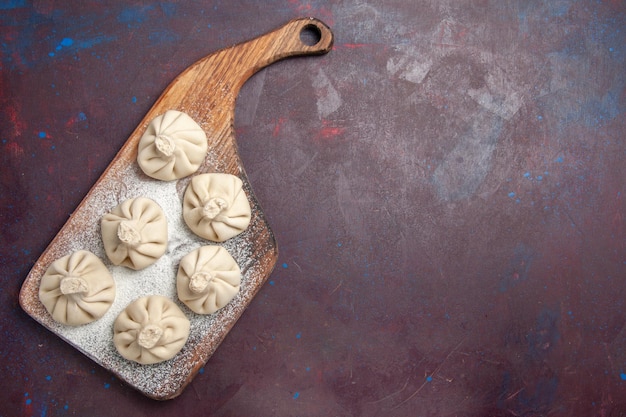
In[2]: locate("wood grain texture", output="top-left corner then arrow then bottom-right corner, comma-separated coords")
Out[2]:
18,17 -> 333,400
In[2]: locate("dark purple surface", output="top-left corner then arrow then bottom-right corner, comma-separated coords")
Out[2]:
1,1 -> 626,416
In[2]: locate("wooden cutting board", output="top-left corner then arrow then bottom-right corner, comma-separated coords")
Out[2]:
19,17 -> 333,400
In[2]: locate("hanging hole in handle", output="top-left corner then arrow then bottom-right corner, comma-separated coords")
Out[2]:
300,24 -> 322,46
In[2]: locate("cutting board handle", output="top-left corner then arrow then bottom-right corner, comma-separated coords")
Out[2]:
212,17 -> 334,94
247,17 -> 334,72
160,17 -> 334,102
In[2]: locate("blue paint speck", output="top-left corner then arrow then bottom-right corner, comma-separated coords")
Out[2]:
508,192 -> 516,198
60,37 -> 74,47
48,52 -> 55,57
337,242 -> 342,247
64,404 -> 69,410
293,392 -> 300,399
45,375 -> 51,381
77,112 -> 87,121
282,263 -> 288,268
26,398 -> 32,405
306,366 -> 311,372
24,392 -> 29,397
523,172 -> 531,178
269,280 -> 275,286
555,156 -> 564,163
199,367 -> 204,374
131,96 -> 137,103
38,131 -> 46,138
537,115 -> 543,120
620,372 -> 626,381
104,383 -> 110,389
426,375 -> 433,382
537,175 -> 543,181
296,332 -> 302,339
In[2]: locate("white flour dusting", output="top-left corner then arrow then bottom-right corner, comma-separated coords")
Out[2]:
21,154 -> 276,399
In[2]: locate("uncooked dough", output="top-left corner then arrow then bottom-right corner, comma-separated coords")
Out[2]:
137,110 -> 208,181
101,197 -> 168,270
39,250 -> 115,326
177,246 -> 241,314
113,295 -> 190,365
182,173 -> 251,242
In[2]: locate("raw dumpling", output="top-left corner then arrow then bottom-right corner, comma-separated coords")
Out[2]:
177,246 -> 241,315
113,295 -> 190,365
137,110 -> 208,181
101,197 -> 168,270
39,250 -> 115,326
182,173 -> 251,242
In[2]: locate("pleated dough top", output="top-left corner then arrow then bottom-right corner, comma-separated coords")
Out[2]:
101,197 -> 168,270
182,173 -> 251,242
39,250 -> 116,326
137,110 -> 208,181
176,246 -> 241,315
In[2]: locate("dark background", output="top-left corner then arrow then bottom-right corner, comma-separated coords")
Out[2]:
1,1 -> 625,416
